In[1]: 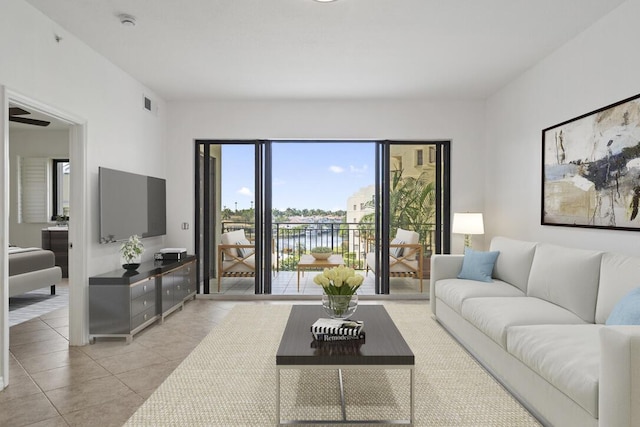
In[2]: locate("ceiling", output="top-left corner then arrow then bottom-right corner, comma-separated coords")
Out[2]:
23,0 -> 625,102
8,104 -> 70,131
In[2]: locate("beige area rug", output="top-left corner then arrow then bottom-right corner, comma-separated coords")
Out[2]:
125,303 -> 541,426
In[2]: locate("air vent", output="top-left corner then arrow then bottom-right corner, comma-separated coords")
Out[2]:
142,94 -> 158,116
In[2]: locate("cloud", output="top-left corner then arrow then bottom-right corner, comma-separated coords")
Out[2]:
329,165 -> 345,173
237,187 -> 253,197
350,165 -> 368,174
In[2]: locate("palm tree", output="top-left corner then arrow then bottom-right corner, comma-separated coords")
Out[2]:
359,169 -> 435,253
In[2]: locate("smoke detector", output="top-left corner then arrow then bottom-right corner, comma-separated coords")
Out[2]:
118,14 -> 136,27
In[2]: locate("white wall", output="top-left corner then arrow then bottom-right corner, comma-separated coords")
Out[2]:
166,99 -> 487,253
8,129 -> 69,248
0,0 -> 169,377
1,0 -> 168,273
485,0 -> 640,255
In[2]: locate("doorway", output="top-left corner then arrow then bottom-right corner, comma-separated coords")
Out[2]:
195,139 -> 450,297
2,88 -> 88,388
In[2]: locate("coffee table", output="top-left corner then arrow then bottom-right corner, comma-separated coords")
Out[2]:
276,305 -> 415,425
296,254 -> 345,291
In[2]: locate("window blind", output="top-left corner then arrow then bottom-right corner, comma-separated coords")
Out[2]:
19,157 -> 50,223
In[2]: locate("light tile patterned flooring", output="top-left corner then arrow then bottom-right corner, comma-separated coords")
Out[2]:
3,285 -> 241,426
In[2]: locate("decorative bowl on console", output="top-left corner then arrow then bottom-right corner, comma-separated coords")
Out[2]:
310,247 -> 332,260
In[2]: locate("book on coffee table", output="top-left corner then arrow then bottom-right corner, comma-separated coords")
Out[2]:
311,318 -> 364,337
313,331 -> 366,342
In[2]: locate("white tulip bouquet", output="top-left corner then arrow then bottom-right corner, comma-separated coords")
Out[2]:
313,265 -> 364,296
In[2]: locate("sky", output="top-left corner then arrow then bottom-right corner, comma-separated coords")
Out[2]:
221,142 -> 376,211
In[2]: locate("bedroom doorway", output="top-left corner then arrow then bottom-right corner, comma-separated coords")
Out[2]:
2,88 -> 88,388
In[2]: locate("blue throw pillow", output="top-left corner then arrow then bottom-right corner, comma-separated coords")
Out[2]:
457,247 -> 500,283
606,287 -> 640,325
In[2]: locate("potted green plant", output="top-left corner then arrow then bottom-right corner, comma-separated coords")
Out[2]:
359,168 -> 436,278
120,235 -> 144,271
310,246 -> 332,260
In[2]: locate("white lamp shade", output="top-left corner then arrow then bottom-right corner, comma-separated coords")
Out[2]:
452,213 -> 484,235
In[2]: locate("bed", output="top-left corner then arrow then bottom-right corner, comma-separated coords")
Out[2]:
8,247 -> 62,298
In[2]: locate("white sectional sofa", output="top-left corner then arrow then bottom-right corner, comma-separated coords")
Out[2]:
430,236 -> 640,427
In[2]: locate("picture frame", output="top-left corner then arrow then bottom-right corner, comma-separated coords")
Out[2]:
542,93 -> 640,231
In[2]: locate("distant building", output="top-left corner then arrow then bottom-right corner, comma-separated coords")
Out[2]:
346,185 -> 375,256
347,185 -> 375,224
390,145 -> 436,179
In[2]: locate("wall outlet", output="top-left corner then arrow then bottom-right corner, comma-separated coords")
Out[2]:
181,222 -> 189,230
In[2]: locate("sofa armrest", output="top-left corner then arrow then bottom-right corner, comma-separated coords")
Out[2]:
429,254 -> 464,316
599,326 -> 640,426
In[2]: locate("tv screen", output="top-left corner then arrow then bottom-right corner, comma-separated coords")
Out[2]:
99,167 -> 166,243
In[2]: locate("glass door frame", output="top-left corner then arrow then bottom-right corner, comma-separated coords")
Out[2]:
195,139 -> 449,295
373,140 -> 451,294
195,139 -> 271,294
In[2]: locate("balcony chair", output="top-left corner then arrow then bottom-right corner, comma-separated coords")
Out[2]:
217,229 -> 277,292
365,228 -> 423,292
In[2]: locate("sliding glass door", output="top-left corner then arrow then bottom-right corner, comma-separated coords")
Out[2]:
271,141 -> 376,295
196,141 -> 263,294
195,139 -> 449,296
370,141 -> 450,295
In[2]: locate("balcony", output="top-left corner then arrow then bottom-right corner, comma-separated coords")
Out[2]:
215,221 -> 433,295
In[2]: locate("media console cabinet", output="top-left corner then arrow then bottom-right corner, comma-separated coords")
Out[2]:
89,255 -> 196,343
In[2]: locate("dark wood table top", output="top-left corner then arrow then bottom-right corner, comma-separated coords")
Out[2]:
276,305 -> 414,366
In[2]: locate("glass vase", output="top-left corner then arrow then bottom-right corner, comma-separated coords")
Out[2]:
322,294 -> 358,319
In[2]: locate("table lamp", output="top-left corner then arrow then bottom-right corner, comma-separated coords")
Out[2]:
452,212 -> 484,248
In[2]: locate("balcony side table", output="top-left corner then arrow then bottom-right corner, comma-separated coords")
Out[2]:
296,254 -> 345,291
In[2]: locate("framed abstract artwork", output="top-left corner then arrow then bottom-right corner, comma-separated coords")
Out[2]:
542,93 -> 640,230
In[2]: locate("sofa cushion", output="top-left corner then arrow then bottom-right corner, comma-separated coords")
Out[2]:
507,324 -> 602,418
366,252 -> 418,274
436,278 -> 525,314
221,229 -> 247,260
235,238 -> 254,258
221,254 -> 255,273
395,228 -> 419,260
489,236 -> 537,293
461,296 -> 587,348
596,252 -> 640,324
527,243 -> 603,323
457,248 -> 499,282
606,288 -> 640,325
390,238 -> 404,258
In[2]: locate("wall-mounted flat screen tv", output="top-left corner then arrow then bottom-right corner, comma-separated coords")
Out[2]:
99,167 -> 166,243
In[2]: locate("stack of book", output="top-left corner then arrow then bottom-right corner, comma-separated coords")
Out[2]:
311,318 -> 365,342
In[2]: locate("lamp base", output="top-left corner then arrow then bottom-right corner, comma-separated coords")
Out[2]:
464,234 -> 472,248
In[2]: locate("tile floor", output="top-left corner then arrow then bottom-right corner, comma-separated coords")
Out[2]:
3,291 -> 240,426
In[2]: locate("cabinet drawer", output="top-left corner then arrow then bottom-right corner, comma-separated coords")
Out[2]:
131,293 -> 156,317
174,281 -> 186,300
131,278 -> 156,300
131,306 -> 156,330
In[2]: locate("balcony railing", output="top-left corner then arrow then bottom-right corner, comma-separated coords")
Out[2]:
222,221 -> 435,272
